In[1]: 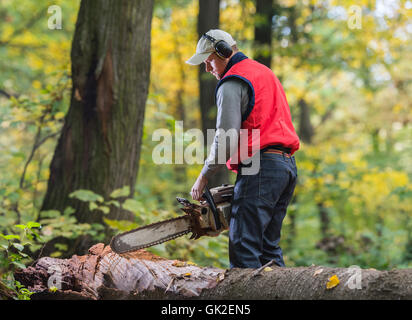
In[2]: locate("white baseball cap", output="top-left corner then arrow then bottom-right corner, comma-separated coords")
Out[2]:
186,29 -> 236,65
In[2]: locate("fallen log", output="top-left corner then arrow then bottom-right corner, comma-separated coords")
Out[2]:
14,243 -> 412,300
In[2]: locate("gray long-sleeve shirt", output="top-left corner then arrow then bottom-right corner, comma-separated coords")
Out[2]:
200,78 -> 250,180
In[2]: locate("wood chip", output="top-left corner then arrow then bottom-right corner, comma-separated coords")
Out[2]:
313,268 -> 324,276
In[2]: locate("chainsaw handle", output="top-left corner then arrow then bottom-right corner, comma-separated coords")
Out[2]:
203,186 -> 222,230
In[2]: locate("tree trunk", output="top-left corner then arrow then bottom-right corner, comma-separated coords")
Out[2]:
298,98 -> 314,144
41,1 -> 154,224
253,0 -> 274,68
171,30 -> 188,187
14,243 -> 412,300
197,0 -> 228,188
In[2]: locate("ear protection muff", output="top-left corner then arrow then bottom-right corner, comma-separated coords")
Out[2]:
202,33 -> 233,59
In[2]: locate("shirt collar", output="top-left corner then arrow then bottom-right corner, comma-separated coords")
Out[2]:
221,52 -> 248,78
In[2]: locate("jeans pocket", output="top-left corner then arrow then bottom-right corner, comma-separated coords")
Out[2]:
234,174 -> 249,200
258,167 -> 289,207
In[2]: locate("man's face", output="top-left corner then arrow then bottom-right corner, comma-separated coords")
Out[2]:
204,53 -> 228,80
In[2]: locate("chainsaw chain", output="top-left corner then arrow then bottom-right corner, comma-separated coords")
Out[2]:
110,215 -> 192,254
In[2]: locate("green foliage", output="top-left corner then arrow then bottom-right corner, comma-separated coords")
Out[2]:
69,190 -> 111,215
39,207 -> 102,247
110,186 -> 131,199
0,221 -> 42,271
14,281 -> 34,300
0,221 -> 42,299
69,190 -> 104,203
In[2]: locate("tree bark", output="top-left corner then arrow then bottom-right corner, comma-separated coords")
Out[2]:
41,1 -> 154,223
197,0 -> 229,188
14,243 -> 412,300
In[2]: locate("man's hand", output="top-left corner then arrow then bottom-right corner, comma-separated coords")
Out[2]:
191,173 -> 208,201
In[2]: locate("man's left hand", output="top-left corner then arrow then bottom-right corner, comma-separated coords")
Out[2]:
191,173 -> 208,201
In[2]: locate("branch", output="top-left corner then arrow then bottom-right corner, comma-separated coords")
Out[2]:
0,43 -> 47,49
20,129 -> 61,189
0,89 -> 19,99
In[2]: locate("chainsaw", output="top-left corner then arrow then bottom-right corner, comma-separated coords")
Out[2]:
110,184 -> 234,254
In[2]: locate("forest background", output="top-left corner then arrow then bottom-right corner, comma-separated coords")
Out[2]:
0,0 -> 411,297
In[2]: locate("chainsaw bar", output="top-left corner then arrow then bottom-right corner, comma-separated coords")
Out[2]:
110,215 -> 192,254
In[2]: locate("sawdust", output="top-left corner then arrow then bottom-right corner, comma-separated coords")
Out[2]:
89,243 -> 166,262
88,243 -> 105,256
117,249 -> 167,262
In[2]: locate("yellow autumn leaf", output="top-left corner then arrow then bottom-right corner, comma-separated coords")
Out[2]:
217,273 -> 225,282
32,80 -> 42,89
263,267 -> 273,272
172,261 -> 186,267
326,275 -> 340,289
54,112 -> 65,120
49,286 -> 58,293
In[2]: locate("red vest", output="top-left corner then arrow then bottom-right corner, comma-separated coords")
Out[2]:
216,58 -> 300,172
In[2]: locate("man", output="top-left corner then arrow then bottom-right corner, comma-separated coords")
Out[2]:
186,29 -> 299,268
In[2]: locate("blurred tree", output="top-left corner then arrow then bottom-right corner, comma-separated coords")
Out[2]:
253,0 -> 276,68
41,1 -> 154,229
197,0 -> 229,188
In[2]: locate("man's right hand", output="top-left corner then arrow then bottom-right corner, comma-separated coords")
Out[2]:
190,173 -> 208,201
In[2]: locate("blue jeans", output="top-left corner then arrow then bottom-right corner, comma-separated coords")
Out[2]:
229,152 -> 297,268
